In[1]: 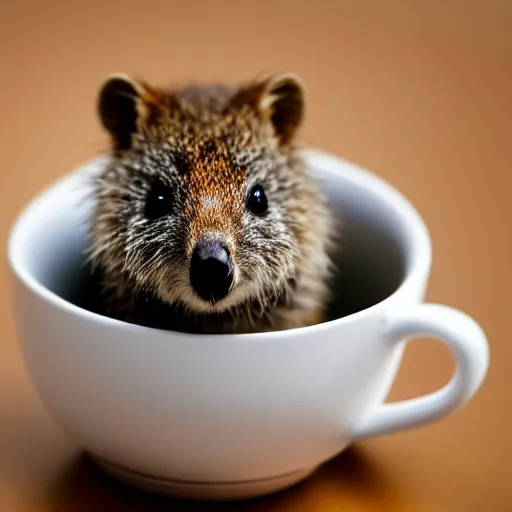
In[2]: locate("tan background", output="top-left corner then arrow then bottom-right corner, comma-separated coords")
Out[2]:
1,1 -> 510,511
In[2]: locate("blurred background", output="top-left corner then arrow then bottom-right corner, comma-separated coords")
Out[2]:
0,1 -> 510,511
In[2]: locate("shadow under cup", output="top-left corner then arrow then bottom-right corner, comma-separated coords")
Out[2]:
19,152 -> 409,326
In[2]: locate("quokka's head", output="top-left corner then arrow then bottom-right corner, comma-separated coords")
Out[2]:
91,72 -> 330,314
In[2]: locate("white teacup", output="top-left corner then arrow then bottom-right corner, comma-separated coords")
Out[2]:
7,149 -> 489,501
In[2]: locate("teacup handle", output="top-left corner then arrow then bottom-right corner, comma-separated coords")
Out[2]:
351,304 -> 489,440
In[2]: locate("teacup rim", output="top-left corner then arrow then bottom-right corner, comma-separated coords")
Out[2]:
7,148 -> 432,341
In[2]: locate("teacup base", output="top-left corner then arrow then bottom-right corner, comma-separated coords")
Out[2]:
93,456 -> 316,501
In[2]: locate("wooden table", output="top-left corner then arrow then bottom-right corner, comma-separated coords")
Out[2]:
1,2 -> 510,510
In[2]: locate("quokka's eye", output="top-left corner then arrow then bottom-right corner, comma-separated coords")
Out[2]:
145,181 -> 175,220
247,184 -> 268,215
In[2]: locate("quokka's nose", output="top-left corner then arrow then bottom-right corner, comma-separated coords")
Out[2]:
190,239 -> 234,303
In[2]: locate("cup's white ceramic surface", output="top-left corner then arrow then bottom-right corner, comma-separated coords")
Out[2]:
7,149 -> 489,501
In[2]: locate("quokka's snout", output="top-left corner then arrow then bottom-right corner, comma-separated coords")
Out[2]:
189,236 -> 235,304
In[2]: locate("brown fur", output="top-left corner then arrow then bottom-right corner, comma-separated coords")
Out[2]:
89,73 -> 335,334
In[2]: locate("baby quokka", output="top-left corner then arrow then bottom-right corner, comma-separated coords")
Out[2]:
89,73 -> 335,334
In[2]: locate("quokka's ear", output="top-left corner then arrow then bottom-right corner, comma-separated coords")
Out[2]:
230,73 -> 306,145
97,74 -> 152,151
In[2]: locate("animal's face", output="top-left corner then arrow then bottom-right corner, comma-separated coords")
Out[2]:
92,74 -> 313,314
